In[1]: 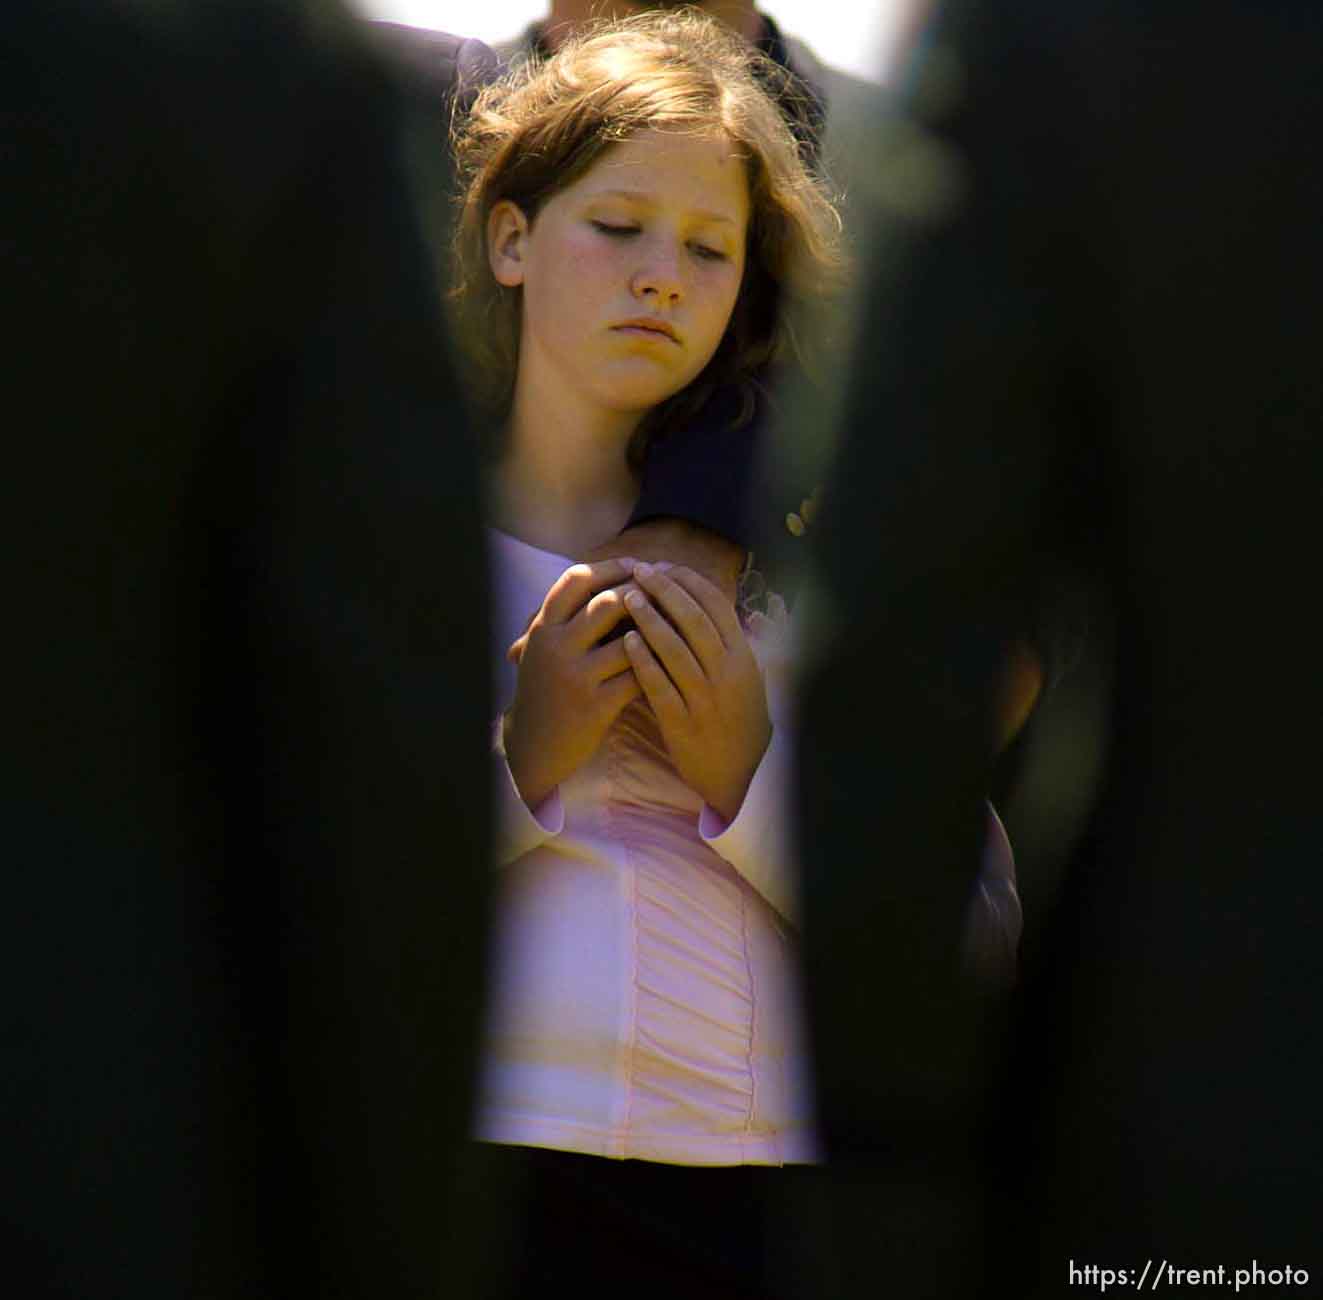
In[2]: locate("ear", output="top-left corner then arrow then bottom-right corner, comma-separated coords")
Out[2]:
487,200 -> 530,288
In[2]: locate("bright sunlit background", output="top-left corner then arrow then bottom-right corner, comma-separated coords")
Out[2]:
352,1 -> 917,85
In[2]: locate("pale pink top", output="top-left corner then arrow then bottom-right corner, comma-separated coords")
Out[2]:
477,529 -> 819,1166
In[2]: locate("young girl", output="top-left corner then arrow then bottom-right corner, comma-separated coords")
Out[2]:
448,11 -> 841,1292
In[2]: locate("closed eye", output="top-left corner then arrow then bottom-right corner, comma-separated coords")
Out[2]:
592,221 -> 727,262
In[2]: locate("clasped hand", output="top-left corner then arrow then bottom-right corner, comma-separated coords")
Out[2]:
504,559 -> 771,823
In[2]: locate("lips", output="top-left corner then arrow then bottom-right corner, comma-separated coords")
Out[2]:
613,317 -> 680,343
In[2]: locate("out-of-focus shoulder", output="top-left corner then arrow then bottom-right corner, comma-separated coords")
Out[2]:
365,22 -> 501,102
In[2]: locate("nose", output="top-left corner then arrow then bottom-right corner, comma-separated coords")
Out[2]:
630,240 -> 683,305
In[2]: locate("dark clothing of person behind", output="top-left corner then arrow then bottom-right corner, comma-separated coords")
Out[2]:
3,3 -> 491,1295
474,1144 -> 812,1300
784,0 -> 1323,1293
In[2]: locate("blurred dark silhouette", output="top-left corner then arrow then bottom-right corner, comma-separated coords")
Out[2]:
4,3 -> 492,1295
782,0 -> 1323,1293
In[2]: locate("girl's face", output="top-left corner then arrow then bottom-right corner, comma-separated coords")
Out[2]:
488,129 -> 750,421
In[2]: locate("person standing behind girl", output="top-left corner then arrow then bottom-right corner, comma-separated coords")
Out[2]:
447,13 -> 842,1295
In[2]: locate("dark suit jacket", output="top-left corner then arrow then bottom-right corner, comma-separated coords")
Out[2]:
5,4 -> 491,1295
787,0 -> 1323,1293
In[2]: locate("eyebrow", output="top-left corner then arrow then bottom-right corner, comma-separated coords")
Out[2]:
592,188 -> 739,226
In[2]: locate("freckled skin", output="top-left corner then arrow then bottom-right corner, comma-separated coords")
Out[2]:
507,130 -> 751,418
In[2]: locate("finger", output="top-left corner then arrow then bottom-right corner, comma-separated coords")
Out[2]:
585,637 -> 633,683
633,563 -> 725,673
507,630 -> 532,665
662,565 -> 744,648
540,559 -> 639,626
624,588 -> 704,698
572,580 -> 643,649
623,629 -> 687,726
505,605 -> 540,663
599,665 -> 643,718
